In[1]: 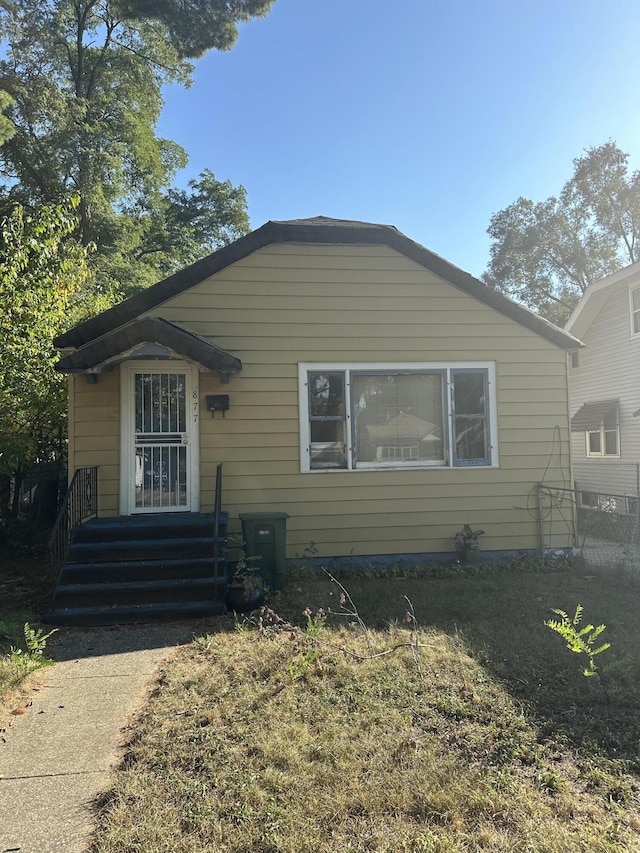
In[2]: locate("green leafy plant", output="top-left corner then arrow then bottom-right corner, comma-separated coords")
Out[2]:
454,525 -> 485,561
226,534 -> 264,597
9,622 -> 58,675
287,648 -> 319,681
545,605 -> 610,699
302,607 -> 326,639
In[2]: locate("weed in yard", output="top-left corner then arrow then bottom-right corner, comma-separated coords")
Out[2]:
0,619 -> 57,706
302,606 -> 326,639
9,622 -> 58,675
545,605 -> 610,678
545,605 -> 611,701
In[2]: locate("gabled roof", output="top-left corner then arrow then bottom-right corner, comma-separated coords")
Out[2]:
55,317 -> 242,376
55,217 -> 582,352
565,259 -> 640,339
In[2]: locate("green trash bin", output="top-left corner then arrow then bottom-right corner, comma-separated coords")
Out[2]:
239,512 -> 289,591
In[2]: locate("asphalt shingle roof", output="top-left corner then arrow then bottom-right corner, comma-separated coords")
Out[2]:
54,217 -> 583,353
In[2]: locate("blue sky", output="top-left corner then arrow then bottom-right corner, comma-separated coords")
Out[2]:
157,0 -> 640,279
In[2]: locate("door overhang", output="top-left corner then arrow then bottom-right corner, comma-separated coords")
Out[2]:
55,316 -> 242,384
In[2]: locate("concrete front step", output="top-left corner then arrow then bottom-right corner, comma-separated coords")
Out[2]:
49,512 -> 230,626
66,536 -> 218,563
53,576 -> 228,608
43,599 -> 228,628
72,512 -> 226,543
59,556 -> 224,584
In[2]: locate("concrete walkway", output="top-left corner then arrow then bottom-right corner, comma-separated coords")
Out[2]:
0,622 -> 197,853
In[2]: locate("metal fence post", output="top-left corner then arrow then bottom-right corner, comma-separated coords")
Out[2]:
537,484 -> 545,560
636,463 -> 640,546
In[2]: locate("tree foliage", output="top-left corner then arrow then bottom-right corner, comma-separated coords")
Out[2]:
0,198 -> 92,514
0,2 -> 273,511
484,142 -> 640,325
0,0 -> 271,289
97,168 -> 250,294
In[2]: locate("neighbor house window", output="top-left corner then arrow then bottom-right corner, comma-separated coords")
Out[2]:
571,400 -> 620,458
299,363 -> 496,471
586,405 -> 619,456
579,490 -> 599,509
630,286 -> 640,336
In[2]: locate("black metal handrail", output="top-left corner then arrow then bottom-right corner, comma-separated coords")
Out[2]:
213,462 -> 223,583
48,466 -> 98,586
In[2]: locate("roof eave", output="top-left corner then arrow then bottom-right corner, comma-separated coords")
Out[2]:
55,317 -> 242,378
565,259 -> 640,338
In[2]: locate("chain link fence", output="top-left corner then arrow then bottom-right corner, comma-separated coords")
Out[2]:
566,462 -> 640,572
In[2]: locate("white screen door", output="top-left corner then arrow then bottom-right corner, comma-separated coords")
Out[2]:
132,369 -> 191,512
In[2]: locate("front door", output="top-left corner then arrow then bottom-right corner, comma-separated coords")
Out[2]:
121,362 -> 199,514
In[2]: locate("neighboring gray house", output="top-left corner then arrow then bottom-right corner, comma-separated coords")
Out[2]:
565,260 -> 640,512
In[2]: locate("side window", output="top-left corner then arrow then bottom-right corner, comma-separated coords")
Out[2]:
308,371 -> 347,469
630,286 -> 640,336
451,370 -> 490,466
584,405 -> 619,457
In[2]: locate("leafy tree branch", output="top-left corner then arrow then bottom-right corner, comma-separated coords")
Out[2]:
484,142 -> 640,325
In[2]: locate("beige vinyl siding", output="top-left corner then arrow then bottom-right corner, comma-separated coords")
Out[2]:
71,242 -> 572,556
153,243 -> 572,557
70,368 -> 120,516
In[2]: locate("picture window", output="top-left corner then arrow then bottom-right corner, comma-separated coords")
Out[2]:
300,363 -> 496,472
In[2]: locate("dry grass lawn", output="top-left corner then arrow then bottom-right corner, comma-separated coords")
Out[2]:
90,562 -> 640,852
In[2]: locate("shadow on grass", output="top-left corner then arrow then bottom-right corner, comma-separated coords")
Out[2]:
275,562 -> 640,763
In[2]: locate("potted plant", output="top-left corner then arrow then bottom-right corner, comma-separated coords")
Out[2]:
225,552 -> 266,613
454,524 -> 485,563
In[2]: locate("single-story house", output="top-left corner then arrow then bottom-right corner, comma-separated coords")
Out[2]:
54,217 -> 581,575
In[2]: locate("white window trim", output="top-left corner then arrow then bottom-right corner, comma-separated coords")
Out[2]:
629,284 -> 640,338
298,361 -> 499,473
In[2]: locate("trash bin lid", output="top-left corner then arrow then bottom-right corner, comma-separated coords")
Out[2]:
239,512 -> 289,520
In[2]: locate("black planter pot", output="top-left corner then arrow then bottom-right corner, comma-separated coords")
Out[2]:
225,585 -> 265,613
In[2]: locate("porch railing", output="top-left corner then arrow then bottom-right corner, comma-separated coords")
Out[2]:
48,466 -> 98,586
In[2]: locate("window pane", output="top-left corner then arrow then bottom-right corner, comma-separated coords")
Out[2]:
310,421 -> 346,469
135,372 -> 186,435
453,372 -> 488,462
309,372 -> 345,418
353,373 -> 444,464
588,431 -> 601,454
455,417 -> 488,461
604,430 -> 618,455
135,444 -> 186,507
453,372 -> 486,415
633,288 -> 640,310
